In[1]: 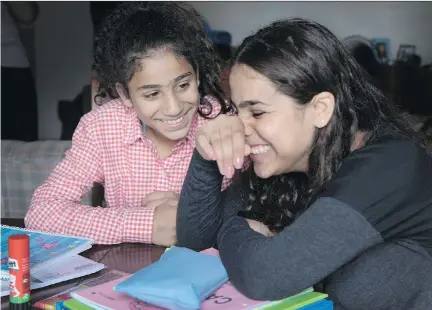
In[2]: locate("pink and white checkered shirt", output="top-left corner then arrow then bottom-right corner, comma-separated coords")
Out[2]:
25,97 -> 230,244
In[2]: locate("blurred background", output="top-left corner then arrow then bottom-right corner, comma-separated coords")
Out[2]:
2,1 -> 432,141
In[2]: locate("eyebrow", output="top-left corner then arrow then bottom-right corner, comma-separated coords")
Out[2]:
237,100 -> 268,109
137,72 -> 193,90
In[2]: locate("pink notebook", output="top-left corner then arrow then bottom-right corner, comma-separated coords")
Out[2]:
71,275 -> 290,310
71,248 -> 311,310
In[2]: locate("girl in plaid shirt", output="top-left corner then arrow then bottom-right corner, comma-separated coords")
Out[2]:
25,2 -> 231,246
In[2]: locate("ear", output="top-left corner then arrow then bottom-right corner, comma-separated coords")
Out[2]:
196,70 -> 200,88
309,91 -> 335,128
116,82 -> 133,108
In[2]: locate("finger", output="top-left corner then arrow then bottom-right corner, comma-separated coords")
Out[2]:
143,191 -> 166,204
164,198 -> 178,208
210,129 -> 225,175
145,198 -> 170,209
196,132 -> 216,160
160,191 -> 178,200
143,191 -> 178,205
232,128 -> 246,169
220,127 -> 234,178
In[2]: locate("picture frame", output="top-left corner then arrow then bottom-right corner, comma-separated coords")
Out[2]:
396,44 -> 416,61
371,38 -> 391,64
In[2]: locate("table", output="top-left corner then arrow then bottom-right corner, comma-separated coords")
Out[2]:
1,218 -> 166,309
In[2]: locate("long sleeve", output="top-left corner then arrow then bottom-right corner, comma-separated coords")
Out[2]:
176,149 -> 243,251
25,117 -> 156,245
217,198 -> 383,301
215,136 -> 431,302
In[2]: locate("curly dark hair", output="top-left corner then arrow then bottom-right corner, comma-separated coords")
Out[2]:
92,1 -> 231,116
234,18 -> 423,233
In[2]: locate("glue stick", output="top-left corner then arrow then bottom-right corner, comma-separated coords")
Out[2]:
8,234 -> 31,310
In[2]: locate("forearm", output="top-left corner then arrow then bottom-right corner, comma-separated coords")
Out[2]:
26,183 -> 156,244
177,149 -> 225,250
217,197 -> 383,301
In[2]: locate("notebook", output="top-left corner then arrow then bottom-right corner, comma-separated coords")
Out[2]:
71,275 -> 324,310
33,270 -> 128,310
1,255 -> 105,297
1,225 -> 94,279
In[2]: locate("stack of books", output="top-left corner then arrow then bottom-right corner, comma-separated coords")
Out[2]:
37,247 -> 332,309
65,276 -> 332,309
1,225 -> 104,297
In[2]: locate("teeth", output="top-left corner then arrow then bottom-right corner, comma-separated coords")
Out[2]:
250,145 -> 271,155
163,116 -> 184,125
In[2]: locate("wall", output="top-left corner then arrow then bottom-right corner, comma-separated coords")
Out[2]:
190,1 -> 432,63
35,1 -> 432,139
35,1 -> 93,140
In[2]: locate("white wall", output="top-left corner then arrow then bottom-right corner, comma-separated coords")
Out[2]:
35,1 -> 432,140
35,1 -> 93,140
190,1 -> 432,63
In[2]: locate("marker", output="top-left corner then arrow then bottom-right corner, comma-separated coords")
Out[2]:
8,234 -> 31,310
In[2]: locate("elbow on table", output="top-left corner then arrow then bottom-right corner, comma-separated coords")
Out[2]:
25,201 -> 45,229
25,185 -> 55,229
236,276 -> 306,302
234,277 -> 285,301
233,260 -> 306,301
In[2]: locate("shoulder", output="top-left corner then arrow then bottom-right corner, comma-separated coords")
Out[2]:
339,134 -> 427,179
322,133 -> 432,209
344,136 -> 422,172
77,99 -> 132,135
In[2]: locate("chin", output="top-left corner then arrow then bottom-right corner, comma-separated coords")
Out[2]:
163,126 -> 190,141
253,165 -> 274,179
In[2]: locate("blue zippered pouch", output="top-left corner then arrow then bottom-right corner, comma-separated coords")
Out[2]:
114,246 -> 228,310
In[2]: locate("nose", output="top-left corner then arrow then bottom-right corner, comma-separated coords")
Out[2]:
164,92 -> 183,117
240,115 -> 253,136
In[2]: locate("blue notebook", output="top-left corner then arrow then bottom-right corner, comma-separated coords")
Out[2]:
298,299 -> 333,310
1,225 -> 94,278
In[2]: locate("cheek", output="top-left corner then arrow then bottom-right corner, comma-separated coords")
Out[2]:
256,117 -> 293,149
130,96 -> 159,120
180,86 -> 200,105
257,115 -> 311,155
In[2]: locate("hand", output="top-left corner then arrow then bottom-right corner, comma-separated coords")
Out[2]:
143,192 -> 179,247
246,219 -> 276,237
195,115 -> 251,178
142,191 -> 179,209
151,203 -> 177,247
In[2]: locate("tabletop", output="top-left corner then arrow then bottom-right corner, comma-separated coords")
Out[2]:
1,218 -> 166,309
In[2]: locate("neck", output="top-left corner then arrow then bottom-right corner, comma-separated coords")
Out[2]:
350,131 -> 370,152
146,127 -> 178,158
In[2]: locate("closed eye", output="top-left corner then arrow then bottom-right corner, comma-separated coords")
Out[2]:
252,111 -> 265,118
176,82 -> 190,92
143,91 -> 160,99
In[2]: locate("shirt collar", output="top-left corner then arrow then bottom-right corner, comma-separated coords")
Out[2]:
123,99 -> 143,145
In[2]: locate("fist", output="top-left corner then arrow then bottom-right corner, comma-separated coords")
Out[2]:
195,115 -> 250,178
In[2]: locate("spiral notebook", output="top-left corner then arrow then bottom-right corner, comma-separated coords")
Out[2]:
1,225 -> 94,279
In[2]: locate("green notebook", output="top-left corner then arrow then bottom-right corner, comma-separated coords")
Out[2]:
252,288 -> 314,309
63,298 -> 94,310
264,292 -> 328,310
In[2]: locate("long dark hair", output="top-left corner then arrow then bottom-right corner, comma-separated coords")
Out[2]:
234,18 -> 422,232
92,2 -> 231,117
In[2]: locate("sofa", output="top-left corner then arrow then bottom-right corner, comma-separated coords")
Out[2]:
1,140 -> 96,219
1,80 -> 109,219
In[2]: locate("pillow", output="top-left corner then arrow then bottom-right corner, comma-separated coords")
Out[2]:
114,246 -> 228,310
